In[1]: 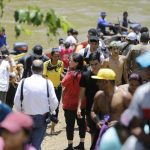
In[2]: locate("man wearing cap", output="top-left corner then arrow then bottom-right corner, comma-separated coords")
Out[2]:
21,44 -> 49,78
0,48 -> 16,103
126,32 -> 150,78
14,59 -> 58,150
97,11 -> 117,35
102,41 -> 128,85
120,31 -> 138,56
90,68 -> 131,149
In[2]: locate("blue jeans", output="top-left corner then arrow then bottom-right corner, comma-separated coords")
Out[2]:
30,114 -> 47,150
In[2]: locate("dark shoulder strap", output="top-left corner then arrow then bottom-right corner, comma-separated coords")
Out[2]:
46,79 -> 49,98
122,43 -> 131,52
84,47 -> 89,58
46,79 -> 51,113
20,79 -> 25,111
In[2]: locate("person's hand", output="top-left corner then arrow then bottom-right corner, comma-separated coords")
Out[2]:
77,107 -> 82,119
131,127 -> 142,138
108,120 -> 118,127
96,121 -> 102,129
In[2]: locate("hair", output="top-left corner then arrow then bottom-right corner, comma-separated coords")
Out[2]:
67,28 -> 73,34
58,38 -> 64,45
64,42 -> 70,49
1,46 -> 9,55
140,32 -> 149,43
51,48 -> 60,56
71,53 -> 86,79
32,45 -> 43,55
72,53 -> 84,71
89,51 -> 101,63
140,27 -> 149,34
72,29 -> 78,35
123,11 -> 128,16
88,28 -> 98,36
129,73 -> 143,84
31,60 -> 43,74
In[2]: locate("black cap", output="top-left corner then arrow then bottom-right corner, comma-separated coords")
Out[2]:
32,45 -> 43,55
89,36 -> 99,42
88,28 -> 98,36
67,28 -> 74,34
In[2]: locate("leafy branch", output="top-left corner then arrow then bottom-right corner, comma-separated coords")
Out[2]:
14,7 -> 72,37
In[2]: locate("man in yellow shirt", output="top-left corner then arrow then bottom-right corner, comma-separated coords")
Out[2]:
43,48 -> 64,134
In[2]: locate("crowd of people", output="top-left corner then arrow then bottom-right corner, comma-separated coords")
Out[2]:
0,11 -> 150,150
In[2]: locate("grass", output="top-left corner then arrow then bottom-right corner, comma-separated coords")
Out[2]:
0,0 -> 150,51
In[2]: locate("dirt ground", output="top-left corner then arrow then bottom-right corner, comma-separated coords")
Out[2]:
41,103 -> 91,150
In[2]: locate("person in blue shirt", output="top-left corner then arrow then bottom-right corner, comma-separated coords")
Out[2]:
0,27 -> 7,48
97,12 -> 118,35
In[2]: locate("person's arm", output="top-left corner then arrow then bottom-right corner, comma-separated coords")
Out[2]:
101,58 -> 109,68
61,86 -> 65,104
91,91 -> 102,128
14,80 -> 23,111
48,81 -> 58,112
99,18 -> 109,27
43,61 -> 48,78
126,49 -> 132,75
123,57 -> 129,84
77,71 -> 87,118
77,87 -> 86,118
60,61 -> 64,80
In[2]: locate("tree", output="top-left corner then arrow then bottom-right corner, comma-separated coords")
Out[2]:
14,7 -> 71,38
0,0 -> 71,38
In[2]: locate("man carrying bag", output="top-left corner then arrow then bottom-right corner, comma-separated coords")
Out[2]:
14,59 -> 58,150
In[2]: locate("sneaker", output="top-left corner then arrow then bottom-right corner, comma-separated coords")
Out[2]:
74,143 -> 85,150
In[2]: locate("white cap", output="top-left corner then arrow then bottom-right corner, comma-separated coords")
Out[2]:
127,32 -> 137,41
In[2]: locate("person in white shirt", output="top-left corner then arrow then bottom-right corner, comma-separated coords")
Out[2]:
66,28 -> 78,51
14,59 -> 58,150
0,50 -> 15,103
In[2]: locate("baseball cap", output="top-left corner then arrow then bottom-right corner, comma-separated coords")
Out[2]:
0,112 -> 33,133
92,68 -> 116,80
108,41 -> 121,48
32,45 -> 43,56
127,32 -> 137,41
100,11 -> 107,16
89,36 -> 99,42
88,28 -> 98,36
136,51 -> 150,68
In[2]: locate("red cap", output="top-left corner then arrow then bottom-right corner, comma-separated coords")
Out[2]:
0,112 -> 33,133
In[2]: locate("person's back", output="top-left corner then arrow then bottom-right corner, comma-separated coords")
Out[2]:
14,60 -> 58,150
22,45 -> 49,78
127,32 -> 150,74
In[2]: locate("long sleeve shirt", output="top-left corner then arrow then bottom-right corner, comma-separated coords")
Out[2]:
98,18 -> 109,27
14,74 -> 58,115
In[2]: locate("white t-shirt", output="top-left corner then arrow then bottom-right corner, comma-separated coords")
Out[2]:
0,60 -> 10,92
66,35 -> 77,45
